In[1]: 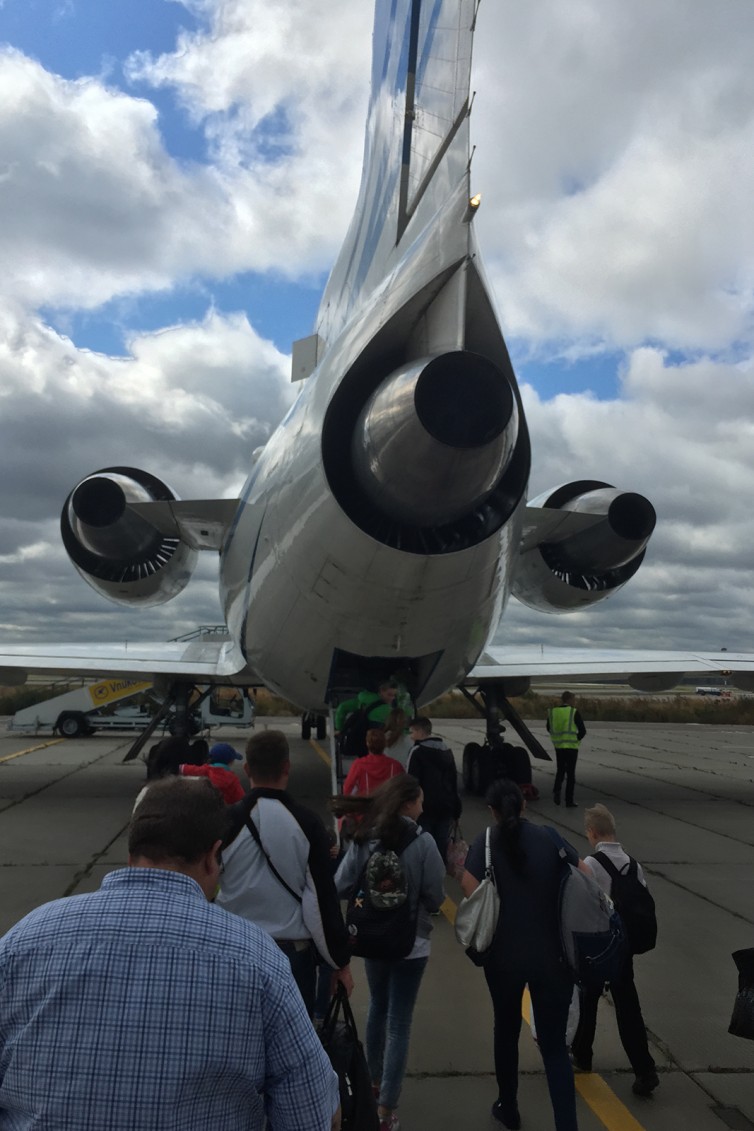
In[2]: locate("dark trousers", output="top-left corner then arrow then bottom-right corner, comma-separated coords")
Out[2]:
277,940 -> 317,1017
571,956 -> 656,1076
418,814 -> 452,864
553,749 -> 578,804
484,965 -> 578,1131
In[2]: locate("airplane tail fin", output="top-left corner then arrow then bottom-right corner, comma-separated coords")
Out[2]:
319,0 -> 478,339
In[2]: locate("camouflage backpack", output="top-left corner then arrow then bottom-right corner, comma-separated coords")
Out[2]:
345,826 -> 421,960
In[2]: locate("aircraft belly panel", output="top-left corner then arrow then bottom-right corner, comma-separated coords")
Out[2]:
235,462 -> 520,708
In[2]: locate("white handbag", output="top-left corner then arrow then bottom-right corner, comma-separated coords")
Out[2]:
454,826 -> 500,953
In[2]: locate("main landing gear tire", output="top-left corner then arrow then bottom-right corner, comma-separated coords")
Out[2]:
463,742 -> 488,796
301,714 -> 312,740
316,715 -> 327,741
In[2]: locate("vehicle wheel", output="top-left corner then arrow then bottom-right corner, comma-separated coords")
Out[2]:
462,742 -> 483,793
57,713 -> 85,738
316,715 -> 327,741
301,714 -> 312,740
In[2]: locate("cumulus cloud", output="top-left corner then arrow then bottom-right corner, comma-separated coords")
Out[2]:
472,0 -> 754,352
0,0 -> 752,667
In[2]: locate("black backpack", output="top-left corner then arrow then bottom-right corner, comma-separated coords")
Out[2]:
410,741 -> 460,818
345,827 -> 420,960
338,701 -> 384,759
544,828 -> 626,989
592,851 -> 657,955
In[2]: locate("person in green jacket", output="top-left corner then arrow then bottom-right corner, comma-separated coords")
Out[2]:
546,691 -> 586,808
334,682 -> 398,739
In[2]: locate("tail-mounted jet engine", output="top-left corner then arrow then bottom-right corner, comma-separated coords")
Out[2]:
324,350 -> 530,553
512,480 -> 656,612
60,466 -> 197,606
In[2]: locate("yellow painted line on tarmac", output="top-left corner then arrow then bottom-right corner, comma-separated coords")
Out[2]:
575,1073 -> 647,1130
0,738 -> 64,764
309,737 -> 332,768
444,893 -> 647,1131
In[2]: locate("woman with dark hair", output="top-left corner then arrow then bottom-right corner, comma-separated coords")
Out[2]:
461,780 -> 584,1131
333,775 -> 445,1131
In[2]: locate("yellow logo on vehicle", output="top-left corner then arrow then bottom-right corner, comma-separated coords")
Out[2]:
88,679 -> 152,707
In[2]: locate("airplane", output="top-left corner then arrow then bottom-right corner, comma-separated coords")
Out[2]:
1,0 -> 751,777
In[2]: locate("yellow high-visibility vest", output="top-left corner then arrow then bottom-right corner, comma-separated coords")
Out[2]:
547,705 -> 580,749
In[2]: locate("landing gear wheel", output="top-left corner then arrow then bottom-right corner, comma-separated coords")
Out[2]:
463,742 -> 484,794
301,714 -> 312,740
316,715 -> 327,741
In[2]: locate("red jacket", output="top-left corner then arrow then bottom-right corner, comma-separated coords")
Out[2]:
342,753 -> 404,796
180,763 -> 245,805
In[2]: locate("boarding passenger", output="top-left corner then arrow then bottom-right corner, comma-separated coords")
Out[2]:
383,707 -> 412,766
406,715 -> 462,863
334,776 -> 445,1131
547,691 -> 586,808
341,727 -> 405,796
179,740 -> 246,803
0,778 -> 340,1130
217,730 -> 353,1017
570,804 -> 659,1096
461,780 -> 582,1131
334,681 -> 400,758
145,734 -> 207,780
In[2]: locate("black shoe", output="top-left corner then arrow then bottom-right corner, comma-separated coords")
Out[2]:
553,792 -> 561,805
632,1071 -> 659,1096
570,1050 -> 592,1073
491,1100 -> 521,1129
565,801 -> 578,809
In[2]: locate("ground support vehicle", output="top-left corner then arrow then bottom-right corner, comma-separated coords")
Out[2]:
9,679 -> 255,738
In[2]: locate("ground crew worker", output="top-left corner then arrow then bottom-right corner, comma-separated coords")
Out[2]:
546,691 -> 586,808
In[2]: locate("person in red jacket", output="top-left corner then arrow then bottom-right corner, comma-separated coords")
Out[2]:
338,728 -> 405,852
180,742 -> 245,804
342,729 -> 405,797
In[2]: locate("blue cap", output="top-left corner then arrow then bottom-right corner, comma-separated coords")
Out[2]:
209,742 -> 242,764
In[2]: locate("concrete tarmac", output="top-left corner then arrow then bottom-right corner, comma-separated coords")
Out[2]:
1,717 -> 753,1131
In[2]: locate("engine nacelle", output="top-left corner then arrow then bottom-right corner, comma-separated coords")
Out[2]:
512,480 -> 656,613
323,349 -> 531,554
61,466 -> 197,607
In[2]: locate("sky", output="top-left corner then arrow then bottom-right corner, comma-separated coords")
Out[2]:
0,0 -> 753,659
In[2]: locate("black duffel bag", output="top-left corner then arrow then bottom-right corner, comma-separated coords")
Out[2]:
319,983 -> 379,1130
729,947 -> 754,1040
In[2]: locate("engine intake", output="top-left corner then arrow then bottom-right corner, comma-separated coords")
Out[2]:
513,480 -> 656,613
351,352 -> 518,526
323,348 -> 531,554
61,466 -> 197,607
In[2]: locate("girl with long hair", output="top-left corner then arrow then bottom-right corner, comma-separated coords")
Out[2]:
461,779 -> 585,1131
333,775 -> 445,1131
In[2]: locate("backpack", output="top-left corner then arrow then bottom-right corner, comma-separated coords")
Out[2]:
345,827 -> 420,960
409,740 -> 460,818
544,827 -> 627,989
338,701 -> 384,759
592,851 -> 657,955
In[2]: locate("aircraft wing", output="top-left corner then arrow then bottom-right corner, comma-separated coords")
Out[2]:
467,646 -> 754,693
0,635 -> 257,686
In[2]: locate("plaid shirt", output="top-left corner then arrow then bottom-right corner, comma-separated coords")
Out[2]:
0,868 -> 338,1130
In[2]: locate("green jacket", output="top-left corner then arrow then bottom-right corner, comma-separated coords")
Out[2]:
334,691 -> 390,732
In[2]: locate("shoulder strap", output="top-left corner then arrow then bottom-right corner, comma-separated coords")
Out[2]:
244,805 -> 303,904
592,850 -> 625,881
